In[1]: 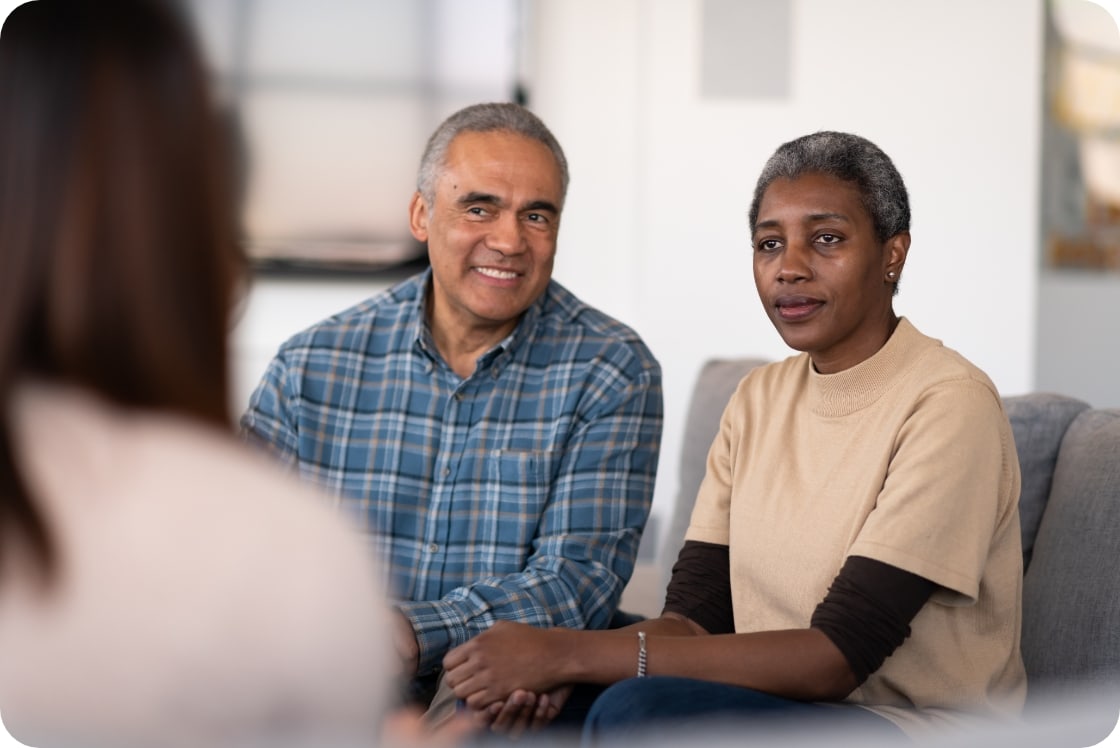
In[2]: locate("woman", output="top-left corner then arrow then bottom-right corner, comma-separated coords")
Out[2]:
0,2 -> 394,746
442,132 -> 1027,742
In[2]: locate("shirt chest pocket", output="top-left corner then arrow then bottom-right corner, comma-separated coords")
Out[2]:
488,448 -> 557,517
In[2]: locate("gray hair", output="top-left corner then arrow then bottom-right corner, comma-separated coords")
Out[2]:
416,102 -> 569,206
748,131 -> 910,243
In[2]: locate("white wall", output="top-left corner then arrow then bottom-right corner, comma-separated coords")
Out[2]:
522,0 -> 1045,562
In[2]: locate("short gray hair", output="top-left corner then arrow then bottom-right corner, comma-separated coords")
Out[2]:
416,102 -> 569,206
748,131 -> 910,243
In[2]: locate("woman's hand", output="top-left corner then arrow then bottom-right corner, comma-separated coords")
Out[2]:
443,621 -> 572,709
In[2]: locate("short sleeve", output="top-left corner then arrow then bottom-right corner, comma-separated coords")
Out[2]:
683,384 -> 743,547
848,380 -> 1017,604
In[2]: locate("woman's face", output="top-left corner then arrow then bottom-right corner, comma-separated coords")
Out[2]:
752,172 -> 909,374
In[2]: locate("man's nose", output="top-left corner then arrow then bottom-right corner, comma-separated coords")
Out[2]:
486,213 -> 525,255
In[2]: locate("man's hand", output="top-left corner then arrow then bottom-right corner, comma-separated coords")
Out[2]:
472,685 -> 572,740
392,608 -> 420,678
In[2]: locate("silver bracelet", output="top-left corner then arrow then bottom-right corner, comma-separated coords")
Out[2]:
637,631 -> 648,678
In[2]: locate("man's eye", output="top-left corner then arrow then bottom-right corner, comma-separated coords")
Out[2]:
817,233 -> 841,244
467,207 -> 486,216
755,239 -> 781,252
525,212 -> 548,224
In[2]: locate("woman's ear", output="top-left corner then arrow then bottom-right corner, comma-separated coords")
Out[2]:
884,231 -> 911,279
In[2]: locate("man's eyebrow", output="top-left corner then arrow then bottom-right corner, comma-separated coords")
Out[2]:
456,191 -> 501,206
455,192 -> 560,214
522,199 -> 559,214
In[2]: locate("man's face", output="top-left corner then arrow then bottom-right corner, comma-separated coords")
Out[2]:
409,130 -> 563,344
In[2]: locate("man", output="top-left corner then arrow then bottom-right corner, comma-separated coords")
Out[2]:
241,102 -> 663,718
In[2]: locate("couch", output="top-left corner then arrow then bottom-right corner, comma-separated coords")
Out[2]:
654,358 -> 1120,742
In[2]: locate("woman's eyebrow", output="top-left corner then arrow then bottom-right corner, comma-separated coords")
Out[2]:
805,212 -> 851,223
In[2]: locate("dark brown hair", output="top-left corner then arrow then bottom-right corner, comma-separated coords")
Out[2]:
0,0 -> 245,580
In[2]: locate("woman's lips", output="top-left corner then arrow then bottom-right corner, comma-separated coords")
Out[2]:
775,295 -> 824,321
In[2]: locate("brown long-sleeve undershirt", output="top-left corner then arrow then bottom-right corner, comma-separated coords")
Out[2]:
663,540 -> 936,685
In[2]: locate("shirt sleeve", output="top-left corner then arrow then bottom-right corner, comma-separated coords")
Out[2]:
239,349 -> 301,468
682,383 -> 742,547
401,364 -> 664,674
662,540 -> 735,634
811,555 -> 936,685
847,379 -> 1016,604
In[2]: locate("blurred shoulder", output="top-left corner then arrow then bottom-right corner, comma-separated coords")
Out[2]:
5,385 -> 391,739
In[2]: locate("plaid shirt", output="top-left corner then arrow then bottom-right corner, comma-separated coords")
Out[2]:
241,270 -> 663,674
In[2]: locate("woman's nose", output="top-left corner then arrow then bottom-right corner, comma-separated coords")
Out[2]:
777,240 -> 812,282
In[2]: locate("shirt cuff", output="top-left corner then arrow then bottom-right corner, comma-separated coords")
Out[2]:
396,600 -> 463,676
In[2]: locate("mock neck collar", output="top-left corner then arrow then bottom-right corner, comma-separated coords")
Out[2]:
806,317 -> 934,417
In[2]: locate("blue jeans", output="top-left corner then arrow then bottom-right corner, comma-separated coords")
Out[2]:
582,676 -> 908,746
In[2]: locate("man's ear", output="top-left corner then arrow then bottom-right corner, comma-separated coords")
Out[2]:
408,192 -> 429,242
885,231 -> 911,278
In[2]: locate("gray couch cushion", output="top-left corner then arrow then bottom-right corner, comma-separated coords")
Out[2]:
1003,393 -> 1090,570
662,358 -> 767,593
1021,408 -> 1120,695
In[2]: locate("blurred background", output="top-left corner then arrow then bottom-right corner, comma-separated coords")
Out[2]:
2,0 -> 1118,630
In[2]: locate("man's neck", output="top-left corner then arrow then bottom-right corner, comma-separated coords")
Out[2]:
427,303 -> 520,379
433,328 -> 511,379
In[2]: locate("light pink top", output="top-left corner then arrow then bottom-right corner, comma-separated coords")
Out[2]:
0,383 -> 391,748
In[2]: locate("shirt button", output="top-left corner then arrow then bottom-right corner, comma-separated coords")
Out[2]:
428,543 -> 439,553
442,468 -> 451,477
453,392 -> 463,401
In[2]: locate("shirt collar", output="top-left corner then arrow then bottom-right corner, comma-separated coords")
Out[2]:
410,268 -> 438,359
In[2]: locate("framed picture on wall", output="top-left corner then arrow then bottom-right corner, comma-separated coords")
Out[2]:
1044,0 -> 1120,272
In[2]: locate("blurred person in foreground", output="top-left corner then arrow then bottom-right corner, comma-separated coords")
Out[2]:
241,101 -> 664,731
443,131 -> 1027,743
0,1 -> 444,746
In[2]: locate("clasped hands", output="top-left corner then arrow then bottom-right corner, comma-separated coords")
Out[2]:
443,620 -> 574,736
